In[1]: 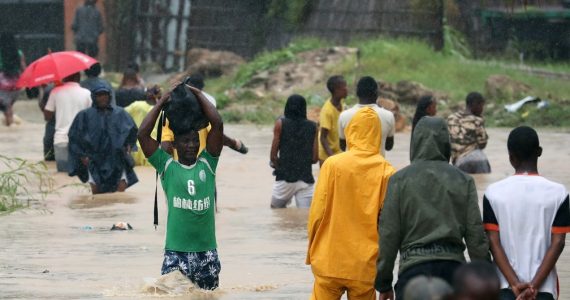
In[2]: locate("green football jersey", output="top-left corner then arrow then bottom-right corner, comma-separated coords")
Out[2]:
149,148 -> 218,252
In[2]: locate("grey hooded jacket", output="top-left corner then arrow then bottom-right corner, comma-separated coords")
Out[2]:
375,117 -> 489,292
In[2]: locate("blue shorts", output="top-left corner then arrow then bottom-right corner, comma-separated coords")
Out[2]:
161,249 -> 221,290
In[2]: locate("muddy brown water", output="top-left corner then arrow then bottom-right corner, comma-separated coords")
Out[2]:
1,102 -> 570,299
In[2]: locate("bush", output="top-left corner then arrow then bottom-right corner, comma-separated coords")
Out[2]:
0,156 -> 54,212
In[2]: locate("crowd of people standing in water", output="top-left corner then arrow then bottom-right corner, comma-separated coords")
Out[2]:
3,56 -> 569,298
2,14 -> 568,297
269,75 -> 568,300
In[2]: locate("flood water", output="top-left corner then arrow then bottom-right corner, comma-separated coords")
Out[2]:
1,102 -> 570,299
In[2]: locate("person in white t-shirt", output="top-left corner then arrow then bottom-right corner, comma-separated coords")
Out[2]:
44,72 -> 92,172
483,126 -> 569,300
338,76 -> 395,157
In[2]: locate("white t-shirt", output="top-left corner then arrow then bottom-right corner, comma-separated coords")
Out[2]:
44,82 -> 92,145
338,103 -> 395,157
483,175 -> 570,298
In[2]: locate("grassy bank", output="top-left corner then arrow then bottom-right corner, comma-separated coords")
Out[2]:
207,37 -> 570,127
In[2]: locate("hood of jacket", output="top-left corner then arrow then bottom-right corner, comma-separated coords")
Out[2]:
410,116 -> 451,162
345,107 -> 381,153
91,83 -> 113,109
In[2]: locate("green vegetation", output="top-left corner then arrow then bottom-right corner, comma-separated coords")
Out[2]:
208,37 -> 570,127
338,38 -> 570,101
0,155 -> 54,213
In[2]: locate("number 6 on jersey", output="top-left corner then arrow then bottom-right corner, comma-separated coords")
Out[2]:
187,180 -> 196,196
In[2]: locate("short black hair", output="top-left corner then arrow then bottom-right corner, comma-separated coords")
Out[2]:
185,74 -> 205,90
63,72 -> 81,83
356,76 -> 378,99
466,92 -> 485,107
454,261 -> 500,294
84,63 -> 102,77
326,75 -> 345,94
173,128 -> 199,140
508,126 -> 540,161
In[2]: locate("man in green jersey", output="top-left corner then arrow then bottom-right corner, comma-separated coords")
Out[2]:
138,83 -> 223,290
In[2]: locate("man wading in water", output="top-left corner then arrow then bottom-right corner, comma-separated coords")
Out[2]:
138,84 -> 223,290
447,92 -> 490,173
318,75 -> 347,166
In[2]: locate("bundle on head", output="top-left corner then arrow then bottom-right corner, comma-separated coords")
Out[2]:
165,83 -> 209,135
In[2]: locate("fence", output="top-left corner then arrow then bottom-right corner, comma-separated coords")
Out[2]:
133,0 -> 191,72
302,0 -> 444,50
114,0 -> 448,72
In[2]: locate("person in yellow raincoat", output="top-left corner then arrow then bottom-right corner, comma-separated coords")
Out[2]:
307,107 -> 396,300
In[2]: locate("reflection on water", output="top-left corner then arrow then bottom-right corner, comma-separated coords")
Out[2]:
1,120 -> 569,299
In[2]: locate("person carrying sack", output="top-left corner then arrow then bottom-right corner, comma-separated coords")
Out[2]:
138,83 -> 223,290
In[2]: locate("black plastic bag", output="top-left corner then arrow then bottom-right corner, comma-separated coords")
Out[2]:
165,83 -> 208,135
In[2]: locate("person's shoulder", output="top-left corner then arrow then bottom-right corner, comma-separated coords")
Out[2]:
74,107 -> 92,118
375,106 -> 395,122
129,100 -> 148,109
451,165 -> 477,182
464,113 -> 483,122
485,176 -> 515,198
322,152 -> 346,168
389,163 -> 412,181
72,83 -> 91,94
375,105 -> 392,114
447,111 -> 461,120
321,99 -> 334,110
536,176 -> 567,195
96,77 -> 112,86
339,105 -> 357,119
52,83 -> 69,92
198,151 -> 218,171
113,106 -> 128,113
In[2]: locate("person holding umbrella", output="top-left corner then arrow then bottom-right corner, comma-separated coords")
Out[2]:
43,72 -> 92,172
18,50 -> 99,171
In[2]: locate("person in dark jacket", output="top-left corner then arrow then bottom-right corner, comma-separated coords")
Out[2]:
80,63 -> 115,106
72,0 -> 103,58
115,68 -> 146,107
68,84 -> 138,194
269,94 -> 318,208
376,116 -> 490,300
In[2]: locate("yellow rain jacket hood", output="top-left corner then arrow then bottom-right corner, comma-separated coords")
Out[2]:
307,107 -> 396,282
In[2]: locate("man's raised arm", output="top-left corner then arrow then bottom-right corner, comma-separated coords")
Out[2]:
187,85 -> 223,157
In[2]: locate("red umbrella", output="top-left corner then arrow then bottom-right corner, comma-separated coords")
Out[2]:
17,51 -> 98,88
